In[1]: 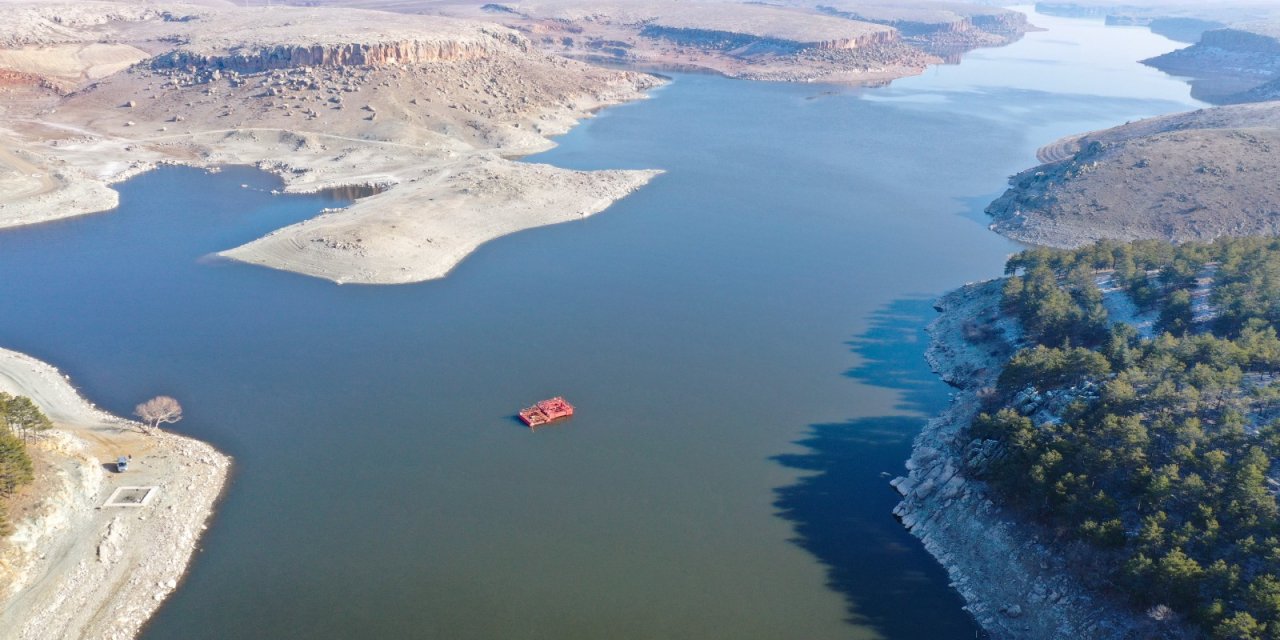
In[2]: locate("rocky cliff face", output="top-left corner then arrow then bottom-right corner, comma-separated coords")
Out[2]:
987,114 -> 1280,248
0,69 -> 60,92
0,3 -> 174,47
815,6 -> 1029,56
1146,17 -> 1226,44
971,12 -> 1031,38
150,38 -> 518,74
1033,3 -> 1110,19
639,23 -> 897,52
1144,27 -> 1280,103
1198,27 -> 1280,56
1144,27 -> 1280,77
894,282 -> 1192,639
829,12 -> 1026,38
816,5 -> 951,36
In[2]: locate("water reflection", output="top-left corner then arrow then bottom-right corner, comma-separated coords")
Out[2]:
312,182 -> 389,202
774,298 -> 982,638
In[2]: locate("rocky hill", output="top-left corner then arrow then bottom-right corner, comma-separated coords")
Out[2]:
285,0 -> 1034,83
144,6 -> 527,73
986,102 -> 1280,248
429,0 -> 928,83
1030,2 -> 1280,102
0,1 -> 170,47
637,2 -> 898,51
1035,0 -> 1279,25
894,280 -> 1191,639
0,3 -> 663,284
1145,23 -> 1280,104
808,0 -> 1032,57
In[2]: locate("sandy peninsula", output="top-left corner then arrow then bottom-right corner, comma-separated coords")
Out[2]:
0,347 -> 230,640
0,2 -> 663,285
0,0 -> 1036,285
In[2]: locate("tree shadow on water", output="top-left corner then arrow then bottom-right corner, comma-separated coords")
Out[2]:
843,297 -> 952,417
772,297 -> 984,639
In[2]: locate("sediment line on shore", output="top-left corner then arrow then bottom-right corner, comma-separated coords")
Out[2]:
0,347 -> 231,640
892,281 -> 1166,639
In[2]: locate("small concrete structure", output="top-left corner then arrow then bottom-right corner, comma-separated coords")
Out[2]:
103,486 -> 158,508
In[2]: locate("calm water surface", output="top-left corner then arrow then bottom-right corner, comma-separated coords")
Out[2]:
0,9 -> 1201,640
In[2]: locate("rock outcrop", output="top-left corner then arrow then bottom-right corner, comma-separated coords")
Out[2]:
819,5 -> 1028,38
425,0 -> 1017,83
894,281 -> 1191,639
971,12 -> 1033,37
150,39 -> 511,74
987,102 -> 1280,248
1146,17 -> 1227,44
1144,25 -> 1280,103
0,68 -> 59,93
630,2 -> 899,52
1033,2 -> 1110,19
0,2 -> 173,47
810,2 -> 1031,57
1149,26 -> 1280,71
137,7 -> 533,75
638,23 -> 897,53
0,347 -> 232,640
0,2 -> 666,283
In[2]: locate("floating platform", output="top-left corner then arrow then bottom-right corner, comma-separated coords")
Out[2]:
518,397 -> 575,427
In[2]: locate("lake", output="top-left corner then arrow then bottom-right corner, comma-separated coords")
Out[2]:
0,8 -> 1202,639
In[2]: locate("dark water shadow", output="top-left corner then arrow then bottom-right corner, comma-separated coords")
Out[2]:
843,298 -> 953,417
312,182 -> 388,202
955,192 -> 1002,228
772,297 -> 984,639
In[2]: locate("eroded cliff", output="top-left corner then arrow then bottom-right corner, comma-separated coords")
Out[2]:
149,39 -> 513,74
0,3 -> 665,284
1144,25 -> 1280,103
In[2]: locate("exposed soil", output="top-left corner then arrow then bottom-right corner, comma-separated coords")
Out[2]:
0,347 -> 230,640
990,102 -> 1280,248
286,0 -> 1034,83
0,2 -> 662,284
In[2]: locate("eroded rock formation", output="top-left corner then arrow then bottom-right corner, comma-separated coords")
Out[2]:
986,103 -> 1280,248
1144,25 -> 1280,103
638,23 -> 897,53
150,38 -> 516,74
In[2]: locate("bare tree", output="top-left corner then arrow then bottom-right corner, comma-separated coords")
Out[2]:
134,396 -> 183,434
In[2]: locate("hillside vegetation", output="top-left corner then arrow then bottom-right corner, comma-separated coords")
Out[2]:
0,393 -> 48,535
973,238 -> 1280,639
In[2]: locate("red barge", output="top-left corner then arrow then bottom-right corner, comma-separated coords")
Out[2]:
519,397 -> 575,427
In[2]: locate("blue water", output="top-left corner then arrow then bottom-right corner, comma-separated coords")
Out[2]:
0,9 -> 1201,639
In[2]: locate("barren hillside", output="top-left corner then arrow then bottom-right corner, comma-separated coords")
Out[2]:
987,102 -> 1280,247
285,0 -> 1032,82
1030,2 -> 1280,101
0,2 -> 662,284
801,0 -> 1032,58
1144,22 -> 1280,103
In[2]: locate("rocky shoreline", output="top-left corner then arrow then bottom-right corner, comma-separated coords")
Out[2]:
986,102 -> 1280,250
892,281 -> 1185,639
0,347 -> 231,640
0,4 -> 666,286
